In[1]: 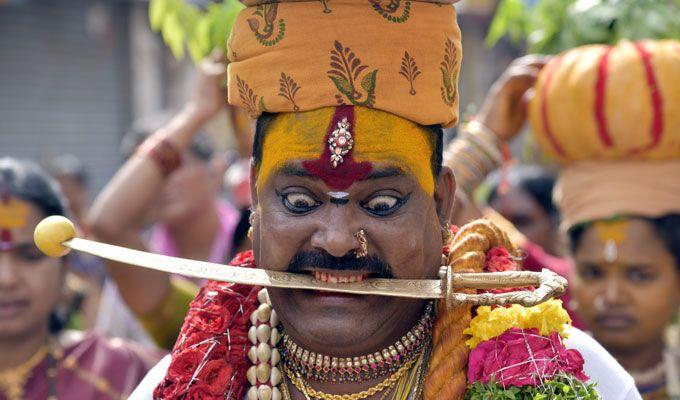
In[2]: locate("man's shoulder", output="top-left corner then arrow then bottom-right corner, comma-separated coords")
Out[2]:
564,327 -> 642,400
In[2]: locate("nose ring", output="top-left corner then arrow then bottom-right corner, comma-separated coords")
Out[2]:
354,230 -> 368,259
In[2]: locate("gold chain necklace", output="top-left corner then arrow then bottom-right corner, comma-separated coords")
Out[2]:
282,302 -> 434,383
391,349 -> 427,400
283,350 -> 420,400
0,345 -> 48,400
281,373 -> 397,400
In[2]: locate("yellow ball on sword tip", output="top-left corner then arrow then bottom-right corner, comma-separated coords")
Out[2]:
33,216 -> 76,258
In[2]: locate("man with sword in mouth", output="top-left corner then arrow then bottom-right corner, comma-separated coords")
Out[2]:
34,0 -> 641,399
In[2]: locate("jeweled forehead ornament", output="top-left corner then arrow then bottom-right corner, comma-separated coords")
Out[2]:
328,117 -> 354,168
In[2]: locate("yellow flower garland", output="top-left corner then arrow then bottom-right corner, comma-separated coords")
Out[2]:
464,299 -> 572,349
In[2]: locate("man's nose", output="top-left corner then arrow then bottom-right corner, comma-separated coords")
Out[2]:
310,209 -> 360,258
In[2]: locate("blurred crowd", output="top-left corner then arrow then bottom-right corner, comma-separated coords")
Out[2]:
1,32 -> 679,400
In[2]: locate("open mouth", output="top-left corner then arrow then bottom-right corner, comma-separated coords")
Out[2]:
309,270 -> 371,284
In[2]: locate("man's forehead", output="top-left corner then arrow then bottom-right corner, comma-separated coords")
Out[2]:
278,162 -> 406,181
258,106 -> 436,193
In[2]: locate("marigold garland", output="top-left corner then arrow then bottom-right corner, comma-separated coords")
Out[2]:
464,299 -> 571,349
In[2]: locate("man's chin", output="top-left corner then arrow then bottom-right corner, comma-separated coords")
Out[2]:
270,288 -> 397,355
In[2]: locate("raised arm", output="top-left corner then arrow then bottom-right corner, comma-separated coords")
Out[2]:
446,55 -> 549,226
87,55 -> 227,319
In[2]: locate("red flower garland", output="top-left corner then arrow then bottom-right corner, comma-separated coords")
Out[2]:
153,240 -> 537,398
154,251 -> 259,400
485,247 -> 519,273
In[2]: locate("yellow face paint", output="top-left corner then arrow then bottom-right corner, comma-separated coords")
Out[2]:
0,197 -> 30,229
0,195 -> 30,251
594,219 -> 629,263
257,106 -> 436,194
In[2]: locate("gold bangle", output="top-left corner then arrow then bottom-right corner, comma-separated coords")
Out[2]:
444,140 -> 492,195
459,120 -> 503,165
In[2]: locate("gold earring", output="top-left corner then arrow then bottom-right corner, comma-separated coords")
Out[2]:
354,229 -> 368,259
248,211 -> 256,240
441,222 -> 453,244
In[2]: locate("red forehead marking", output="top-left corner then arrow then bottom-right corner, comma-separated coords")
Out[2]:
0,192 -> 12,251
302,106 -> 372,191
0,229 -> 11,251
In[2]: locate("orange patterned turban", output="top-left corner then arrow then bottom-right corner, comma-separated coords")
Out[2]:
528,40 -> 680,228
226,0 -> 462,128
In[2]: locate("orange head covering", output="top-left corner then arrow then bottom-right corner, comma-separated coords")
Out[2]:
528,40 -> 680,228
226,0 -> 462,128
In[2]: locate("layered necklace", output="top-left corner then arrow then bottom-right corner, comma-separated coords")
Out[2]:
275,301 -> 433,400
281,347 -> 429,400
280,301 -> 434,384
245,288 -> 433,400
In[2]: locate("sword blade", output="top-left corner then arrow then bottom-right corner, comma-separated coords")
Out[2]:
65,238 -> 443,299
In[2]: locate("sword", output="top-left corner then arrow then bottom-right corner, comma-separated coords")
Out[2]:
34,216 -> 567,308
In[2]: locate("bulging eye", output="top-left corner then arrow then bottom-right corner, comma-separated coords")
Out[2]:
280,192 -> 321,214
362,194 -> 409,216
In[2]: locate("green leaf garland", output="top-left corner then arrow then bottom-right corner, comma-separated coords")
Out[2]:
465,374 -> 601,400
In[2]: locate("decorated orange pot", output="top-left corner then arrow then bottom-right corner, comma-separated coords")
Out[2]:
528,40 -> 680,164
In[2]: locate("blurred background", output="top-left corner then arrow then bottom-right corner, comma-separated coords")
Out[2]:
0,0 -> 516,192
1,1 -> 679,398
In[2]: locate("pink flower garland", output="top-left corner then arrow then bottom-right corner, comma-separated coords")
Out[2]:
467,327 -> 589,388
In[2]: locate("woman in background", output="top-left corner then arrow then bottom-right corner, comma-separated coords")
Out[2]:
447,40 -> 680,397
486,165 -> 562,257
0,157 -> 160,400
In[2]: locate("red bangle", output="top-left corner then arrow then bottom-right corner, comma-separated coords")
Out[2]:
137,135 -> 182,176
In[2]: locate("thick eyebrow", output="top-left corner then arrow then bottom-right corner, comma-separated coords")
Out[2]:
281,164 -> 315,178
366,167 -> 403,180
280,164 -> 404,180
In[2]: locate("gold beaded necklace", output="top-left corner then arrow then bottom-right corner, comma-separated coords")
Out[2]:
281,302 -> 434,384
0,345 -> 48,400
282,347 -> 425,400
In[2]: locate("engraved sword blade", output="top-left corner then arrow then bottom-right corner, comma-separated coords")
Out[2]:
65,238 -> 443,299
63,237 -> 567,306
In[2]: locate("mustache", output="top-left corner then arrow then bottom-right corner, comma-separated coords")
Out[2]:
286,251 -> 394,279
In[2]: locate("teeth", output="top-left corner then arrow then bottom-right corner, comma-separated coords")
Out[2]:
311,271 -> 368,284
